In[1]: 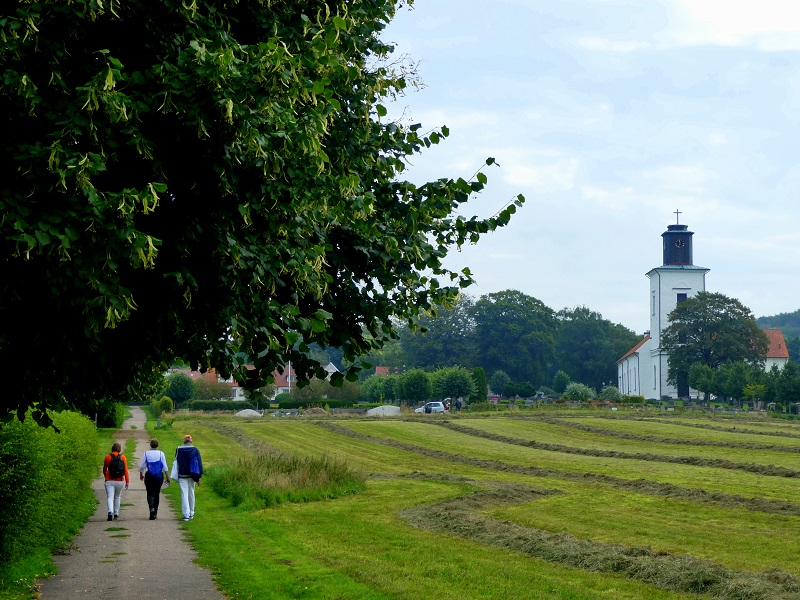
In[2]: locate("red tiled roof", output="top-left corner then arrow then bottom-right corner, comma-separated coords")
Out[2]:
616,335 -> 651,363
764,328 -> 790,359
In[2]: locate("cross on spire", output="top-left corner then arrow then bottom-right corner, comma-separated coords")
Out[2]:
674,209 -> 681,224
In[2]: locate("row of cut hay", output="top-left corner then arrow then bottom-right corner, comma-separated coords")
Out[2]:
314,421 -> 800,516
433,420 -> 800,478
402,482 -> 800,599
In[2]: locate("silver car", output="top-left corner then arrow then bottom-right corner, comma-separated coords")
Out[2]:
414,401 -> 447,414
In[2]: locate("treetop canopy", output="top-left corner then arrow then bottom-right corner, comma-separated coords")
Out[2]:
0,0 -> 523,425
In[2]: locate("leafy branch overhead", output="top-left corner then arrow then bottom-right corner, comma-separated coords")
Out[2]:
0,0 -> 523,423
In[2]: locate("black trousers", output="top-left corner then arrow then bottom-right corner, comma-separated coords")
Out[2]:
144,473 -> 164,513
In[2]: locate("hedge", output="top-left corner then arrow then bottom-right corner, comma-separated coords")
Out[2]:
0,411 -> 98,567
277,399 -> 354,410
185,400 -> 255,412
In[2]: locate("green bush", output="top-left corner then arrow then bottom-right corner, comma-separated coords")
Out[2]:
274,392 -> 292,404
160,395 -> 174,414
95,401 -> 125,428
186,400 -> 255,411
599,385 -> 622,402
561,382 -> 596,402
621,395 -> 646,404
0,411 -> 97,568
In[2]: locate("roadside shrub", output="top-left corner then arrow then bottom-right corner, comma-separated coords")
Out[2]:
0,411 -> 97,568
95,401 -> 125,428
151,398 -> 163,418
206,451 -> 366,510
160,395 -> 174,414
274,392 -> 292,404
186,400 -> 254,412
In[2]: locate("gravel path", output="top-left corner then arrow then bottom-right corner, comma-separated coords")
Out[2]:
38,406 -> 225,599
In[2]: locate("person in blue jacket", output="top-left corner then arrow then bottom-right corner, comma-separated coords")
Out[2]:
175,434 -> 203,521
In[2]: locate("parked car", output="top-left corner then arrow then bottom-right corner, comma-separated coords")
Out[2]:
414,401 -> 447,414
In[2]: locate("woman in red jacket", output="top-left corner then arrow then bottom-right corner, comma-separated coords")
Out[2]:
102,442 -> 129,521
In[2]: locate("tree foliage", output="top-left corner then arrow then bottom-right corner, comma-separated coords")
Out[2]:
165,373 -> 195,406
473,291 -> 557,384
0,0 -> 523,424
396,369 -> 431,404
660,292 -> 768,387
430,366 -> 476,401
556,306 -> 640,391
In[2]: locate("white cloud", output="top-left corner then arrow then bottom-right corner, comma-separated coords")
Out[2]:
574,37 -> 652,53
501,156 -> 579,192
663,0 -> 800,49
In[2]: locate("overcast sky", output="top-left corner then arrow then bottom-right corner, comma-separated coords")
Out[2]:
382,0 -> 800,334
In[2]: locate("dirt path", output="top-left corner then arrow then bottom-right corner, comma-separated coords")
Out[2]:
38,406 -> 225,599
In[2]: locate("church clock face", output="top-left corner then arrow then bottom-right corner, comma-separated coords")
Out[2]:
675,239 -> 685,248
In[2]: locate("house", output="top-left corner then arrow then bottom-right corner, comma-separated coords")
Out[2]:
764,328 -> 790,371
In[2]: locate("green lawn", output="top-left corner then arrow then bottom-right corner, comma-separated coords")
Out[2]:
160,411 -> 800,599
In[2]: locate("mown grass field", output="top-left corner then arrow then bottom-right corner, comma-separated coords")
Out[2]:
158,410 -> 800,599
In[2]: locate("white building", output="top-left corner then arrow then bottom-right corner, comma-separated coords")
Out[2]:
617,222 -> 707,400
617,221 -> 789,400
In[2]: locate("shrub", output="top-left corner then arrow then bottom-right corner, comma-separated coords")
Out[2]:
95,401 -> 125,428
160,395 -> 174,414
598,385 -> 622,402
621,394 -> 646,404
277,399 -> 353,410
561,382 -> 596,402
274,392 -> 292,404
186,400 -> 254,412
0,411 -> 97,567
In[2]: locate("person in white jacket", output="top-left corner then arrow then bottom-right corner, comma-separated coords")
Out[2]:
139,438 -> 170,520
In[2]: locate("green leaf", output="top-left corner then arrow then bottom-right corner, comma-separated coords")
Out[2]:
332,16 -> 347,30
376,104 -> 387,117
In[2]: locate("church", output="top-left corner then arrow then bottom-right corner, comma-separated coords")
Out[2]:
616,219 -> 789,400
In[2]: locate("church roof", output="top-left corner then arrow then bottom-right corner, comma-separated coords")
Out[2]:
764,328 -> 790,359
616,334 -> 651,363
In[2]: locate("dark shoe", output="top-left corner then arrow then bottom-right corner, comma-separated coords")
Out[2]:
107,513 -> 113,522
113,514 -> 119,520
149,511 -> 156,520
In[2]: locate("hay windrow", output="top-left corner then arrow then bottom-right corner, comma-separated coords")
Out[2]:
432,420 -> 800,478
528,416 -> 800,454
401,483 -> 800,599
314,421 -> 800,517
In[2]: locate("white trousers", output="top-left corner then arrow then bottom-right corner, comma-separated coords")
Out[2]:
104,480 -> 124,515
179,477 -> 195,518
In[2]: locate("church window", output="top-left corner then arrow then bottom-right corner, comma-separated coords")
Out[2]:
677,293 -> 687,303
653,366 -> 657,388
652,292 -> 656,316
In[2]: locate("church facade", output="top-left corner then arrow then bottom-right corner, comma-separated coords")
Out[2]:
617,222 -> 707,400
617,221 -> 788,400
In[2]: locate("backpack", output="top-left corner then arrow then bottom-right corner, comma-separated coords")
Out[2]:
108,453 -> 125,478
146,453 -> 163,477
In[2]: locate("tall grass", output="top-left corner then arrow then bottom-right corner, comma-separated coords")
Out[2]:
206,451 -> 366,510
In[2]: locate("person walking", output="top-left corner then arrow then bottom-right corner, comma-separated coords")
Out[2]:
174,434 -> 203,521
102,442 -> 129,521
139,438 -> 170,520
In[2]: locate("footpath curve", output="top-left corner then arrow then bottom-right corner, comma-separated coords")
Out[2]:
38,406 -> 225,599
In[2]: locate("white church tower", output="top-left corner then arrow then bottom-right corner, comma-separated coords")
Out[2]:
618,217 -> 708,399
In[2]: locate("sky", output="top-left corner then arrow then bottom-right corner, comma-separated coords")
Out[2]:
381,0 -> 800,334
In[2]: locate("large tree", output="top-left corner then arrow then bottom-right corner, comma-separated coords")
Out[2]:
660,292 -> 768,387
0,1 -> 522,424
397,294 -> 477,369
556,306 -> 639,391
472,290 -> 557,384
